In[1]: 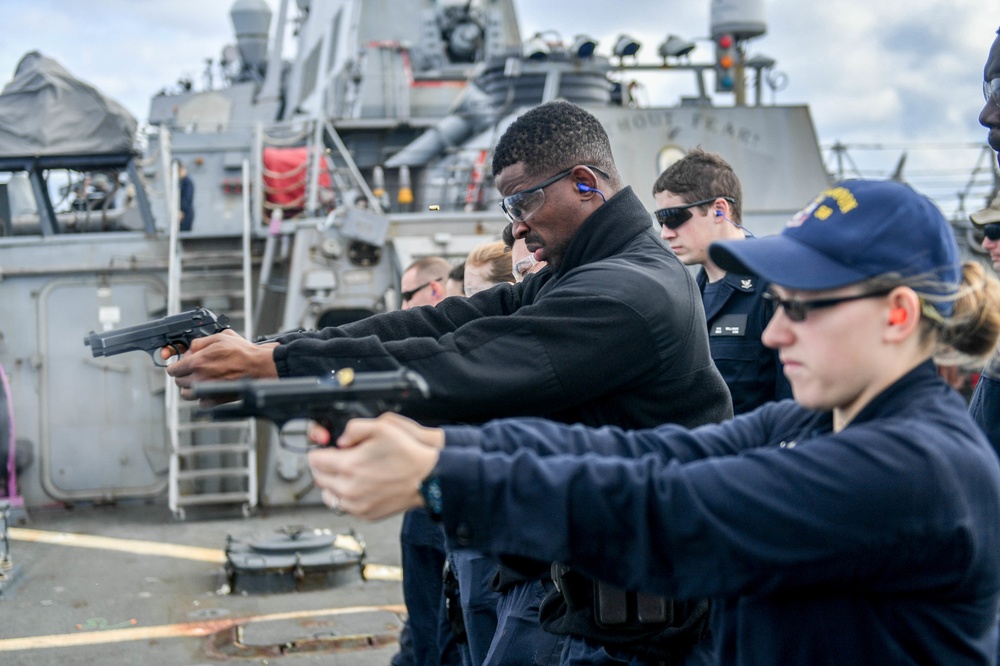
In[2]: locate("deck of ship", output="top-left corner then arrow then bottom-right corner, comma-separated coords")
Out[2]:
0,502 -> 406,665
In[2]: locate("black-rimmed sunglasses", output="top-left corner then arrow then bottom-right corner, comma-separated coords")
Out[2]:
401,278 -> 444,302
655,197 -> 735,229
763,289 -> 893,323
974,223 -> 1000,243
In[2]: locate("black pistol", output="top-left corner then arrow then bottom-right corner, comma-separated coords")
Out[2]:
189,368 -> 431,450
84,307 -> 231,367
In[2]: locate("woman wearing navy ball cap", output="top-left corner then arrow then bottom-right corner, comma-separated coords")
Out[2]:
310,179 -> 1000,664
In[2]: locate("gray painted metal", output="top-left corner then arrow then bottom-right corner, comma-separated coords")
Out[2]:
0,0 -> 837,511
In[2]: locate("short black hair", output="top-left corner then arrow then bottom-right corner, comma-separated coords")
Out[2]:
491,100 -> 620,185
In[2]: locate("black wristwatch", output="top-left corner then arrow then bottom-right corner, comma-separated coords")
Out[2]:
419,475 -> 443,521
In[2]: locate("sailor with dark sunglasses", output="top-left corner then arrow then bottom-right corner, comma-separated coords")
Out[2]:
653,148 -> 791,415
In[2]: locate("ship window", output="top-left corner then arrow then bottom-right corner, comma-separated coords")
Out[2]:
299,42 -> 321,106
325,10 -> 342,74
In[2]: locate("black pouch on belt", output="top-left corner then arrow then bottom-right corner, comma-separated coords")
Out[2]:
541,564 -> 710,662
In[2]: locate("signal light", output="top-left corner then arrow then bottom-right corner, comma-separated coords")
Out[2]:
715,33 -> 736,92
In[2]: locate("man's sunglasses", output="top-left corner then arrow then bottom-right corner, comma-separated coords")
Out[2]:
763,289 -> 892,323
655,197 -> 735,229
973,223 -> 1000,243
401,277 -> 444,303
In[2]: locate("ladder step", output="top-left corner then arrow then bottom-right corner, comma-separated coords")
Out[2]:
179,250 -> 245,260
175,468 -> 252,481
177,288 -> 246,299
181,264 -> 243,280
173,492 -> 254,507
176,421 -> 251,432
179,261 -> 249,272
175,443 -> 253,456
170,234 -> 259,514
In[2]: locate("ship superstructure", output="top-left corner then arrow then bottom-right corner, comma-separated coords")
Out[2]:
0,0 -> 831,513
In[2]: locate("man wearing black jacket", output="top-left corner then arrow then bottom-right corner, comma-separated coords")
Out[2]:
165,100 -> 731,665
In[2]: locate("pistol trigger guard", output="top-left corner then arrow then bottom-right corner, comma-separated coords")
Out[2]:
277,421 -> 313,454
168,342 -> 186,358
151,347 -> 174,368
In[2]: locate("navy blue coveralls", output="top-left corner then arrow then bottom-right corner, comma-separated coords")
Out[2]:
434,361 -> 1000,665
968,358 -> 1000,665
971,361 -> 1000,458
696,269 -> 791,414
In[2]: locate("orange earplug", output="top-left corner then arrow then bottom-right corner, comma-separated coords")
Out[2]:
888,308 -> 907,325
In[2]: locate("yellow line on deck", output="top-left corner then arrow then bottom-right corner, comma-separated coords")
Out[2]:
8,527 -> 403,581
0,604 -> 408,652
10,527 -> 228,563
9,527 -> 404,578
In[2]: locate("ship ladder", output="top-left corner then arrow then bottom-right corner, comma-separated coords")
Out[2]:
166,160 -> 258,520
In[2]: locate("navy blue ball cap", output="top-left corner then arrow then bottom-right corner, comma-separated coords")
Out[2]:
709,179 -> 961,313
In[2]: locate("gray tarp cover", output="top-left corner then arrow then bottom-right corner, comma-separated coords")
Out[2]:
0,51 -> 136,157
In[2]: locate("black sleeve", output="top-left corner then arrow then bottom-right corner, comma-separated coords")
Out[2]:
273,277 -> 660,424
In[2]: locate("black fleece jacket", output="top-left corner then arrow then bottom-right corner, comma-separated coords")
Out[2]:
273,186 -> 732,430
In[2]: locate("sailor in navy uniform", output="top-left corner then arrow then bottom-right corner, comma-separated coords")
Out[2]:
698,270 -> 790,414
654,148 -> 790,415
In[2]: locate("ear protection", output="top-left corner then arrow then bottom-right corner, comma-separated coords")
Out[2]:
715,210 -> 724,217
577,182 -> 607,203
888,308 -> 907,325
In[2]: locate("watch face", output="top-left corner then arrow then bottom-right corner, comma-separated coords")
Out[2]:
420,476 -> 443,519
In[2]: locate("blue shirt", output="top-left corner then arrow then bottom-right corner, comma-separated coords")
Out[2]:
697,268 -> 791,414
970,369 -> 1000,459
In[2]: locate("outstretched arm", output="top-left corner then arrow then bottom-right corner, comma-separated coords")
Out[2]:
429,418 -> 977,601
276,290 -> 661,425
306,403 -> 785,520
164,329 -> 279,399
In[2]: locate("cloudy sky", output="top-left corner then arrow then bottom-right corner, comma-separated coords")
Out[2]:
1,0 -> 997,218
